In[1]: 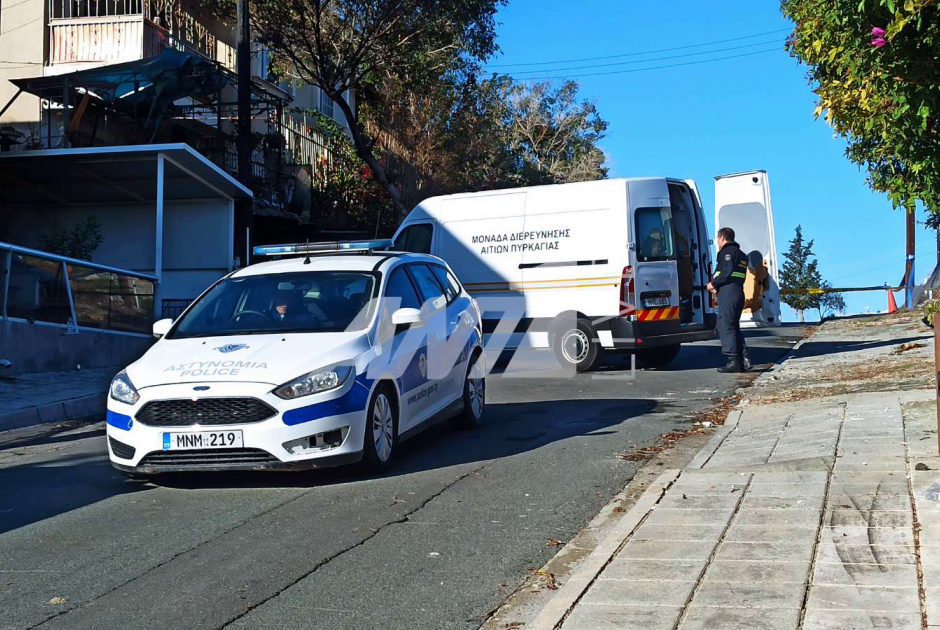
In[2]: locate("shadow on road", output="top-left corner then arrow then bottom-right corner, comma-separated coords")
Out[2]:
490,327 -> 803,376
0,331 -> 806,531
793,334 -> 930,359
0,424 -> 105,449
0,450 -> 147,536
122,397 -> 664,492
0,395 -> 667,528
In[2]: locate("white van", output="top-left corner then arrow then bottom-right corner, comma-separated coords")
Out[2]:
391,178 -> 717,371
714,170 -> 782,327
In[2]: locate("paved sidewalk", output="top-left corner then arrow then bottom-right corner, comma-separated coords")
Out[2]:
0,367 -> 115,432
524,313 -> 940,630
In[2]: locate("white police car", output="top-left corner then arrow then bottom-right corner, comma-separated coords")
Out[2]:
106,241 -> 486,475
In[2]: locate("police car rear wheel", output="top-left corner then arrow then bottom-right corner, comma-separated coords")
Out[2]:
636,343 -> 681,369
453,352 -> 485,429
553,319 -> 601,372
363,386 -> 397,472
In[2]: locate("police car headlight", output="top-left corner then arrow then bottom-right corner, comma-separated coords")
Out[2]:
110,370 -> 140,405
274,366 -> 353,400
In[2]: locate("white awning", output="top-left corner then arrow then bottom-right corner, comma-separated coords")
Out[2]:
0,143 -> 252,205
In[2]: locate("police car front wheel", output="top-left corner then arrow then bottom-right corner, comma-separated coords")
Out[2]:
362,385 -> 398,472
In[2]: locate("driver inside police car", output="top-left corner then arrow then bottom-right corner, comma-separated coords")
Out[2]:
270,291 -> 305,321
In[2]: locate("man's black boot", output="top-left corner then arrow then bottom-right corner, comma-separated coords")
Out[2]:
718,356 -> 743,373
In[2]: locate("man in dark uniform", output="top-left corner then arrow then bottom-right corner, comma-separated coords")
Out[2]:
707,227 -> 749,373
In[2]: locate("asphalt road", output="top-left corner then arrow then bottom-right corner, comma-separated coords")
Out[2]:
0,328 -> 805,630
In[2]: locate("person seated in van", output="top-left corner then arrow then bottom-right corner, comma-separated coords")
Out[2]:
642,228 -> 666,259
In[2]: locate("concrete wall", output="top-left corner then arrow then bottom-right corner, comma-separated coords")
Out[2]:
0,319 -> 152,376
3,199 -> 233,307
0,0 -> 44,129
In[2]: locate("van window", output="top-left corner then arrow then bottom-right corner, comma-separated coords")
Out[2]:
635,208 -> 676,262
393,223 -> 433,254
408,264 -> 447,312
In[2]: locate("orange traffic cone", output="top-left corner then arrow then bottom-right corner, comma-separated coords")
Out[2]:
887,289 -> 898,314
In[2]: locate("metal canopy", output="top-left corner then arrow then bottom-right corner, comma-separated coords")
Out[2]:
0,143 -> 253,206
10,49 -> 228,112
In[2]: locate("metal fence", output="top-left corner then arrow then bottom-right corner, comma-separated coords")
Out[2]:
160,298 -> 193,320
0,241 -> 158,336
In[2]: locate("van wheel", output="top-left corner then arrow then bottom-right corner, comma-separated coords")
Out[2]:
362,385 -> 397,473
553,318 -> 601,372
452,351 -> 485,429
636,344 -> 681,369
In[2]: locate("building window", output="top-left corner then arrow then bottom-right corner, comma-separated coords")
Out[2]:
258,48 -> 269,81
318,90 -> 334,118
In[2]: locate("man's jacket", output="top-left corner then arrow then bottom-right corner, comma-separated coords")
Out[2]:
713,241 -> 748,290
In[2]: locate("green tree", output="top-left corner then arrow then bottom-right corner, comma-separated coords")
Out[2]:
211,0 -> 504,220
306,73 -> 609,232
815,280 -> 847,320
499,80 -> 609,185
361,73 -> 519,211
782,0 -> 940,217
780,225 -> 824,322
41,217 -> 104,261
363,75 -> 609,209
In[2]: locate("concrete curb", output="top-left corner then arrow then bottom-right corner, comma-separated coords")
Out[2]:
0,394 -> 104,433
690,327 -> 815,470
527,470 -> 681,630
686,408 -> 743,470
748,329 -> 814,391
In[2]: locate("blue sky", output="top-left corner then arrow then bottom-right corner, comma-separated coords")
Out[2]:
490,0 -> 935,320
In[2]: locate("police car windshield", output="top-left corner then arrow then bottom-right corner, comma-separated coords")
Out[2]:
169,271 -> 378,339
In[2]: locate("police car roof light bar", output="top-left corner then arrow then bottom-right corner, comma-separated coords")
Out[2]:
253,239 -> 394,258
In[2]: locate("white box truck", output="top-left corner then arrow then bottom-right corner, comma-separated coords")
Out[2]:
714,170 -> 782,327
391,178 -> 717,371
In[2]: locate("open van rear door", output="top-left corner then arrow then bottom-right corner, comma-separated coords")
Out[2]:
628,180 -> 681,334
714,170 -> 782,326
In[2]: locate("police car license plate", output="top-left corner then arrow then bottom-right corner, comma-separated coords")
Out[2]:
643,297 -> 670,308
163,430 -> 243,450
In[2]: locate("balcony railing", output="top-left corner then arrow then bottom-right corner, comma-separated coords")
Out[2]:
1,241 -> 157,336
50,0 -> 146,19
283,111 -> 337,180
48,0 -> 234,70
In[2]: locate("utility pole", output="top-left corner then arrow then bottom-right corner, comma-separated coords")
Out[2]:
235,0 -> 253,267
907,209 -> 916,308
936,225 -> 940,266
901,208 -> 916,308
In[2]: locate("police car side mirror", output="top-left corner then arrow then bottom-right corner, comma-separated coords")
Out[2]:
153,318 -> 174,339
391,308 -> 424,328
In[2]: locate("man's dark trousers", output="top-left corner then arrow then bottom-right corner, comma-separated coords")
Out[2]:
718,283 -> 745,358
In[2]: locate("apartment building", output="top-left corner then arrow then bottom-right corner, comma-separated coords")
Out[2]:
0,0 -> 353,214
